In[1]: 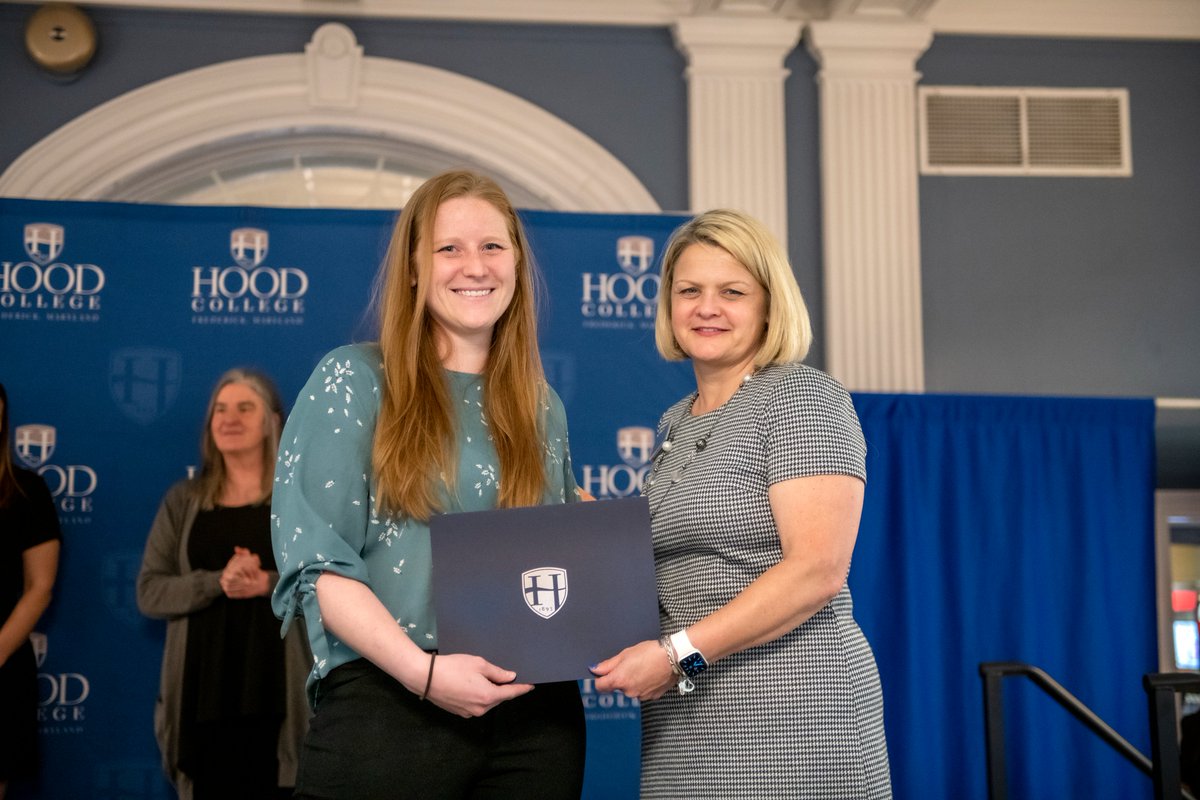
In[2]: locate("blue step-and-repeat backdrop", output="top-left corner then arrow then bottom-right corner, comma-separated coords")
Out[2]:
0,198 -> 695,799
0,198 -> 1160,800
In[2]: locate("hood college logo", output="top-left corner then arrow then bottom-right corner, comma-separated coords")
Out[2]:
617,426 -> 655,468
192,227 -> 307,322
581,234 -> 659,328
616,235 -> 654,276
24,223 -> 64,265
522,567 -> 568,619
4,221 -> 104,321
230,227 -> 269,269
15,424 -> 56,468
580,425 -> 656,498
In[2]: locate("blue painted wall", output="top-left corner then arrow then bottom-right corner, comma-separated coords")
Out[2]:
784,44 -> 826,370
918,36 -> 1200,400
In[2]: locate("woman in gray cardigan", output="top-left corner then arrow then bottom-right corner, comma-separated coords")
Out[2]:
137,368 -> 309,800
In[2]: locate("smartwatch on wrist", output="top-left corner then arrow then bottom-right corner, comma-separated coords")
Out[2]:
669,629 -> 708,680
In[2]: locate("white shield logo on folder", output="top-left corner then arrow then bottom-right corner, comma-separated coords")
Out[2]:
522,567 -> 568,619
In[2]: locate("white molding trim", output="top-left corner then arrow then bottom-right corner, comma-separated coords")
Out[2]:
828,0 -> 938,22
673,15 -> 803,246
0,24 -> 659,213
807,19 -> 932,392
2,0 -> 1194,39
4,0 -> 696,26
924,0 -> 1200,41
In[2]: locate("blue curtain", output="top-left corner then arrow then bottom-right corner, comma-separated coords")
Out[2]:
850,393 -> 1157,800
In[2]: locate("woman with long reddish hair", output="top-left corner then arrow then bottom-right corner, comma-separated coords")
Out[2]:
271,170 -> 584,799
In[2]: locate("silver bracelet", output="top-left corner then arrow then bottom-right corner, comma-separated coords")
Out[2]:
658,635 -> 695,693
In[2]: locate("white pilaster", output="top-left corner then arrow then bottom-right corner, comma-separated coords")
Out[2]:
806,20 -> 932,392
673,16 -> 803,248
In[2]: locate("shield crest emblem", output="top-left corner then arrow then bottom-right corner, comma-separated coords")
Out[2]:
24,223 -> 64,265
617,426 -> 655,468
29,632 -> 48,669
616,235 -> 654,276
109,347 -> 182,425
15,424 -> 56,468
522,567 -> 568,619
230,227 -> 269,269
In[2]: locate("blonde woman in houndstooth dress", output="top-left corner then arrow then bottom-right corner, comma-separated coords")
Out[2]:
593,209 -> 891,799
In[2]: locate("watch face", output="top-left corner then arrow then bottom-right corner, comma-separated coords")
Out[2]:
679,651 -> 707,677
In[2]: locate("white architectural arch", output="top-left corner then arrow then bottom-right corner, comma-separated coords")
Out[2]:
0,23 -> 660,213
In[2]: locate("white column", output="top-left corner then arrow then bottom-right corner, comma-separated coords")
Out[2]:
806,20 -> 932,392
673,16 -> 803,248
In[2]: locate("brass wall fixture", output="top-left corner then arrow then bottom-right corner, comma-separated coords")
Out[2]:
25,3 -> 97,75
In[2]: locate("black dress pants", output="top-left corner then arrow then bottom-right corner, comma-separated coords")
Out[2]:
294,659 -> 586,800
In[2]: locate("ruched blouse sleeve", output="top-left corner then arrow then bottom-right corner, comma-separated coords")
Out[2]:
270,344 -> 382,676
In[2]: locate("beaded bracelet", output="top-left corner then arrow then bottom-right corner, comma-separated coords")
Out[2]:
419,652 -> 437,701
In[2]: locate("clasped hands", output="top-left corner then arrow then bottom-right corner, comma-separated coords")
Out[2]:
219,546 -> 270,599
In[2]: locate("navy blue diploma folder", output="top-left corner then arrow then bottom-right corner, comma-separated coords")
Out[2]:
429,496 -> 659,684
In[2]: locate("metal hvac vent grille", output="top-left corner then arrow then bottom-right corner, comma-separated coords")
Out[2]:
919,87 -> 1131,177
926,95 -> 1021,167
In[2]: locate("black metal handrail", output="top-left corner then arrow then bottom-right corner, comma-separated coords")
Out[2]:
979,662 -> 1199,800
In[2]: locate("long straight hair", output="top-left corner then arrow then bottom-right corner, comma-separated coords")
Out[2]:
0,382 -> 21,507
372,170 -> 547,521
194,368 -> 284,510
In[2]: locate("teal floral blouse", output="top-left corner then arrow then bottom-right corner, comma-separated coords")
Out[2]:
270,343 -> 578,701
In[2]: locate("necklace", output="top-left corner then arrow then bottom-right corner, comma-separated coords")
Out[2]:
645,373 -> 752,514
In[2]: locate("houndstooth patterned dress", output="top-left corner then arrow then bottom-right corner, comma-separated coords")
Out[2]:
640,361 -> 891,799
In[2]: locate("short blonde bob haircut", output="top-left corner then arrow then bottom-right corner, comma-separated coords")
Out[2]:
655,208 -> 812,367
